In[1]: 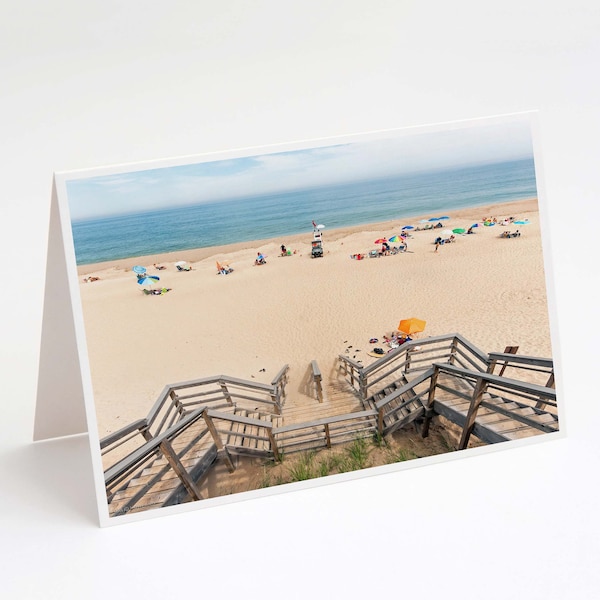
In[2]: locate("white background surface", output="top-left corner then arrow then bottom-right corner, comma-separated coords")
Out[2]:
1,1 -> 599,598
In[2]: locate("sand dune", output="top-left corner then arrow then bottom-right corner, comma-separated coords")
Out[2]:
76,198 -> 553,438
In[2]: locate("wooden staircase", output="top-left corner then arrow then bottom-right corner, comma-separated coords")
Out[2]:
108,417 -> 218,516
107,406 -> 282,516
222,408 -> 283,455
365,375 -> 426,433
280,376 -> 364,426
103,336 -> 559,518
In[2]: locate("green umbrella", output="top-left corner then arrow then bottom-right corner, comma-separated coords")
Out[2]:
452,228 -> 466,234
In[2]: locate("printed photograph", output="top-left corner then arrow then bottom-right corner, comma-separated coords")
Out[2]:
62,115 -> 559,519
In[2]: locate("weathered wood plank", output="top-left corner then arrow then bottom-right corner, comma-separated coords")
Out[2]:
273,409 -> 378,434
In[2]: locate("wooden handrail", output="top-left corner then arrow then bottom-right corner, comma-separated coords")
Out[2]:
145,386 -> 173,429
373,368 -> 435,410
338,354 -> 363,370
205,409 -> 274,428
487,353 -> 554,368
273,409 -> 378,435
105,407 -> 206,486
271,364 -> 290,386
434,363 -> 557,400
100,418 -> 148,449
311,360 -> 323,403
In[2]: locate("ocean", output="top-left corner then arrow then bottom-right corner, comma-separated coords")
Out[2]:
70,158 -> 537,265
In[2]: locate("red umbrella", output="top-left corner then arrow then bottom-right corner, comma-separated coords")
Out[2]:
374,238 -> 387,244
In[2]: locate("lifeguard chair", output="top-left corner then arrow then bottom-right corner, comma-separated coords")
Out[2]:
311,222 -> 324,258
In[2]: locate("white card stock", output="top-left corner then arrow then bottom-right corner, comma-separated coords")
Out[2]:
35,114 -> 563,527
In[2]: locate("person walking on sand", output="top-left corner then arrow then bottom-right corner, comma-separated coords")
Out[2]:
435,238 -> 441,253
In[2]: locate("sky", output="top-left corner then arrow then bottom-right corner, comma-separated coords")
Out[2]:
65,115 -> 535,221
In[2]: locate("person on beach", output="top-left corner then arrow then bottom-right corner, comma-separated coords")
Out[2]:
255,252 -> 266,265
435,237 -> 442,252
280,244 -> 287,256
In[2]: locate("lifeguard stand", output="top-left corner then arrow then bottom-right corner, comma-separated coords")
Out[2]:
311,225 -> 324,257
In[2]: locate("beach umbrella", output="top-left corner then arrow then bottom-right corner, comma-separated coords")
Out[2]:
441,229 -> 453,236
438,216 -> 450,220
428,217 -> 440,222
374,238 -> 387,244
483,221 -> 496,226
398,317 -> 426,336
174,261 -> 188,267
452,228 -> 466,234
470,223 -> 480,228
419,219 -> 430,223
388,235 -> 401,243
402,225 -> 415,230
514,220 -> 530,225
137,276 -> 160,286
132,265 -> 146,274
316,224 -> 325,230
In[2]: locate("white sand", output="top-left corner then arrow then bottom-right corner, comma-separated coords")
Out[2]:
76,198 -> 553,437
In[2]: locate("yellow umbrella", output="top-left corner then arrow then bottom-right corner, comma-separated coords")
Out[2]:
398,317 -> 426,336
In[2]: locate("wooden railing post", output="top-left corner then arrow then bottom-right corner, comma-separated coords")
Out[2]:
158,440 -> 203,501
267,428 -> 281,462
536,372 -> 555,408
421,366 -> 440,438
458,376 -> 488,450
219,380 -> 233,406
324,424 -> 331,448
270,389 -> 282,415
359,371 -> 368,401
378,408 -> 384,437
450,337 -> 459,365
203,411 -> 235,472
311,360 -> 323,403
170,389 -> 185,417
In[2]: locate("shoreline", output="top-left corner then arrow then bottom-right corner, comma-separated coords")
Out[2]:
77,197 -> 537,275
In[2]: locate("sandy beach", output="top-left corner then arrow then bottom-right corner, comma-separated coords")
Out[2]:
76,198 -> 553,439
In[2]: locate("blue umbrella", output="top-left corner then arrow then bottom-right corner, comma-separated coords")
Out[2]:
402,225 -> 415,230
132,265 -> 147,274
428,217 -> 440,222
438,216 -> 450,220
514,220 -> 530,225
